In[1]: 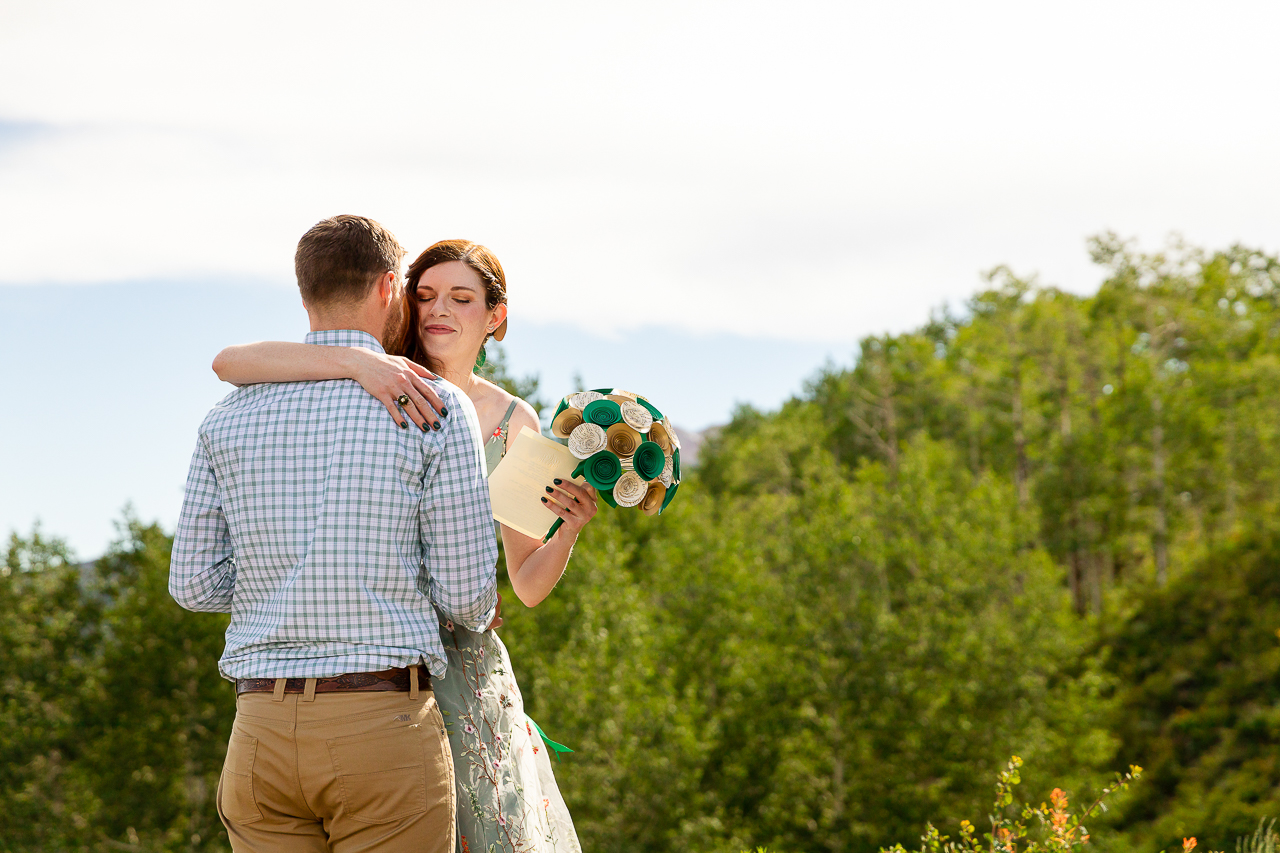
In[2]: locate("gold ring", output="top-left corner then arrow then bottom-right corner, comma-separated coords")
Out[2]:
396,394 -> 411,407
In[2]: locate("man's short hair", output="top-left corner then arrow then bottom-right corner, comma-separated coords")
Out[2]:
295,215 -> 405,308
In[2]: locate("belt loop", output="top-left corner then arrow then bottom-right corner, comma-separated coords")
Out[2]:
409,665 -> 420,700
303,678 -> 317,702
272,678 -> 286,702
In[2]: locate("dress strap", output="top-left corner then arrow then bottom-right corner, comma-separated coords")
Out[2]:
484,400 -> 522,479
495,399 -> 520,447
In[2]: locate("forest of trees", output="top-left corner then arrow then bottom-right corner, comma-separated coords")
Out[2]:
3,233 -> 1280,852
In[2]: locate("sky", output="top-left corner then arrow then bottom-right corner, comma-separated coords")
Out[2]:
3,1 -> 1279,558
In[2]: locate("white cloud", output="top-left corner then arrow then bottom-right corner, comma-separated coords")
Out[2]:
2,0 -> 1279,342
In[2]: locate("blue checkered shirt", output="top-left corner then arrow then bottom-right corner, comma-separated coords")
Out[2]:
170,329 -> 498,681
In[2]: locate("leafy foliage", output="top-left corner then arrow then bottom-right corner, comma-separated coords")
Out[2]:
0,519 -> 235,852
879,757 -> 1144,853
0,527 -> 99,851
1098,530 -> 1280,852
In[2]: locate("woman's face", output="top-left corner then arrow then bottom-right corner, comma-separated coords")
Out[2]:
414,260 -> 502,367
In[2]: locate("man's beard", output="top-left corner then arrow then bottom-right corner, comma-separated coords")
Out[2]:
380,292 -> 409,354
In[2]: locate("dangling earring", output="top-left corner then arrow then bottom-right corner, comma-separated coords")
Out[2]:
474,346 -> 487,371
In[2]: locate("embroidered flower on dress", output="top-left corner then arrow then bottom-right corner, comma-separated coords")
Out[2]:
497,815 -> 507,826
495,732 -> 503,742
492,759 -> 501,769
460,836 -> 470,853
543,798 -> 550,811
475,689 -> 483,699
445,620 -> 454,632
464,723 -> 476,734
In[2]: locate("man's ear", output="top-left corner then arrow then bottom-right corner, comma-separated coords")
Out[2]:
377,270 -> 398,307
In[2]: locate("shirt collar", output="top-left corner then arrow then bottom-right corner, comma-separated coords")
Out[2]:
303,329 -> 386,354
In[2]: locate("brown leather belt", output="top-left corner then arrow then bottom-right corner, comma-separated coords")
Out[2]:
235,667 -> 425,695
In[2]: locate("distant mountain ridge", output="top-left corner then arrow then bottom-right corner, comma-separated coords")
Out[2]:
672,425 -> 712,468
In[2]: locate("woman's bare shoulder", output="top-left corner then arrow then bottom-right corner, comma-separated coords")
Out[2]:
469,376 -> 511,413
506,397 -> 541,435
471,377 -> 539,432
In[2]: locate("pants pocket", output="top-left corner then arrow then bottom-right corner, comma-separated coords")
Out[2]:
219,732 -> 263,824
328,724 -> 434,824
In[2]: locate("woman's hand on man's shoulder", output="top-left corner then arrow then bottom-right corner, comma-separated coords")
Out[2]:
348,349 -> 446,432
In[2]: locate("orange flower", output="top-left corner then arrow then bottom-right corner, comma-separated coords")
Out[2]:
1184,838 -> 1198,853
1049,788 -> 1069,830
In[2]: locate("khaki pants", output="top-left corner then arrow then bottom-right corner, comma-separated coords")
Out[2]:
217,684 -> 455,853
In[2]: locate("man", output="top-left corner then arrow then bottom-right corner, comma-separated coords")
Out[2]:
171,215 -> 498,853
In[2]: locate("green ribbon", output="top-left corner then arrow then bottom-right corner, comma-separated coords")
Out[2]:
583,399 -> 622,427
672,447 -> 681,481
573,450 -> 622,490
553,397 -> 570,420
633,441 -> 665,481
527,715 -> 574,762
598,488 -> 618,509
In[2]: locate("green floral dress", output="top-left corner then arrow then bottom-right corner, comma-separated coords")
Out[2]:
434,401 -> 581,853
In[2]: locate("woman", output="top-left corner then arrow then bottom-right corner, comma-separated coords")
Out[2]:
213,240 -> 591,853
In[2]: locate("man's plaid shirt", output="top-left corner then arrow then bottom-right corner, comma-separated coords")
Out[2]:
170,329 -> 498,681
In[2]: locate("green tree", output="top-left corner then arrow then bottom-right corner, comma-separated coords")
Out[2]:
1099,527 -> 1280,852
0,528 -> 100,851
76,517 -> 234,852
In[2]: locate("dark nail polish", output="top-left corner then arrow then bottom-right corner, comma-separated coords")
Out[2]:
545,486 -> 554,493
440,407 -> 448,418
433,421 -> 442,431
553,478 -> 562,485
540,496 -> 548,503
400,421 -> 408,429
421,423 -> 428,432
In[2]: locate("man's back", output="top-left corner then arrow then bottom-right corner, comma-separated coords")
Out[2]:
175,217 -> 476,853
171,329 -> 498,680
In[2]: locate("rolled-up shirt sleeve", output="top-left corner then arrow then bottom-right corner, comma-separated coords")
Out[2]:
170,437 -> 237,612
419,392 -> 499,631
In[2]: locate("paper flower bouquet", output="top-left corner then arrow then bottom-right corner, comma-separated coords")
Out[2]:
550,388 -> 681,515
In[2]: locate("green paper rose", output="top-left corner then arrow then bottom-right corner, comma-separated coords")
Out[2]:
633,441 -> 665,481
573,450 -> 623,490
583,399 -> 623,427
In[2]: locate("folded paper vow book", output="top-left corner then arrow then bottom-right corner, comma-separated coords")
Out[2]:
488,427 -> 583,539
